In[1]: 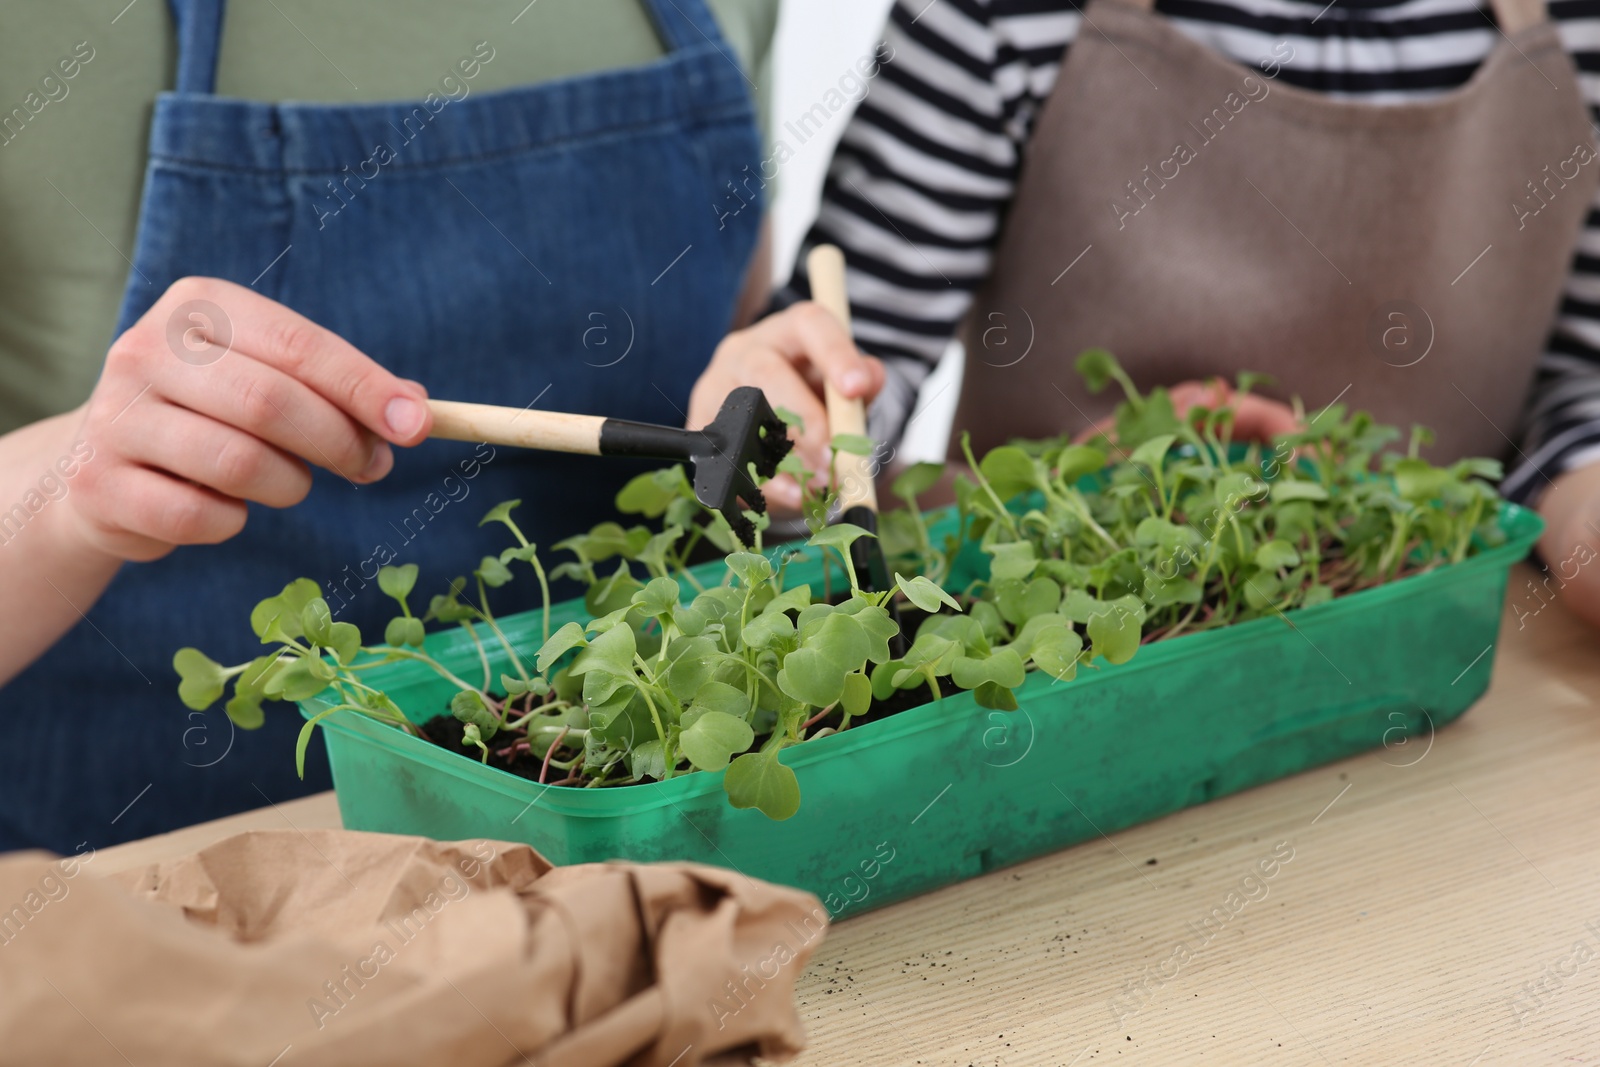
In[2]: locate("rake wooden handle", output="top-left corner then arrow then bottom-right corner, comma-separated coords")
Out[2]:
807,245 -> 878,513
427,400 -> 605,454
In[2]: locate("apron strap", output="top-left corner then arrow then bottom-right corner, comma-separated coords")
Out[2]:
1106,0 -> 1547,31
166,0 -> 226,96
1493,0 -> 1547,32
639,0 -> 726,53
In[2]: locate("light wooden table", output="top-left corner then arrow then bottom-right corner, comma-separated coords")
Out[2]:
99,568 -> 1600,1065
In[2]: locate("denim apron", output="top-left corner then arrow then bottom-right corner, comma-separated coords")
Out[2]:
0,0 -> 761,851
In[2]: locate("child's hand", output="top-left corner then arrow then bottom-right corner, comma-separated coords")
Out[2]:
63,277 -> 434,562
689,303 -> 885,513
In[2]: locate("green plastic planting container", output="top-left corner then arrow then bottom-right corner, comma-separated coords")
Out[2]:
302,503 -> 1542,918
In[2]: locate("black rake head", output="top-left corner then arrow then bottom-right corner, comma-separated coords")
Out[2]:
692,386 -> 794,543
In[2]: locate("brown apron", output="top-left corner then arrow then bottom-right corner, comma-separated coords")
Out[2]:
953,0 -> 1598,465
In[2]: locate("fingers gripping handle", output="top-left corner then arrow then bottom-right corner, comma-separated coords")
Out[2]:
806,245 -> 878,513
427,400 -> 605,455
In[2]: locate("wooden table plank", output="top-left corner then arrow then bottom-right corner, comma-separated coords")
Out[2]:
94,566 -> 1600,1064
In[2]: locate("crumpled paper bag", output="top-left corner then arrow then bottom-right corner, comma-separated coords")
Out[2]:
0,830 -> 828,1066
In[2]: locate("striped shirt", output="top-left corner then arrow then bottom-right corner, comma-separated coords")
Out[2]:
779,0 -> 1600,503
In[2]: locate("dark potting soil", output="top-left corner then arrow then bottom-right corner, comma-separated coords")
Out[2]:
420,713 -> 549,780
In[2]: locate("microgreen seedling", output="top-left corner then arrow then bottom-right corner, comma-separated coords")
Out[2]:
177,353 -> 1505,820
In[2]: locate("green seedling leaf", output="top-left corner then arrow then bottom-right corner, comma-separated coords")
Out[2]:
296,705 -> 344,778
1031,625 -> 1084,681
764,583 -> 813,616
985,541 -> 1038,583
584,561 -> 644,617
895,574 -> 960,614
1271,480 -> 1330,503
632,576 -> 681,619
1273,500 -> 1316,545
476,555 -> 514,588
174,648 -> 227,711
743,610 -> 796,650
1214,471 -> 1265,510
478,500 -> 521,529
582,522 -> 651,562
952,647 -> 1026,690
807,523 -> 873,553
582,667 -> 634,708
680,711 -> 755,771
979,446 -> 1041,499
1135,517 -> 1202,562
1392,458 -> 1450,503
299,598 -> 334,647
1129,433 -> 1177,470
1009,613 -> 1066,657
1302,584 -> 1334,608
427,578 -> 478,624
776,452 -> 810,482
892,632 -> 959,688
691,680 -> 752,722
995,576 -> 1061,625
1254,540 -> 1301,571
385,616 -> 426,648
831,433 -> 875,456
774,405 -> 804,429
892,462 -> 944,500
225,689 -> 266,730
796,601 -> 836,636
870,659 -> 907,700
630,739 -> 669,781
1229,371 -> 1271,396
778,612 -> 871,707
265,657 -> 336,702
1452,457 -> 1503,482
450,690 -> 499,739
1143,573 -> 1203,608
693,587 -> 741,620
1076,348 -> 1115,392
726,551 -> 774,588
552,666 -> 582,705
327,622 -> 362,666
840,671 -> 872,717
570,623 -> 635,676
237,653 -> 286,691
1086,601 -> 1142,665
973,680 -> 1019,711
377,563 -> 418,601
460,722 -> 490,762
970,599 -> 1006,641
835,600 -> 900,664
536,621 -> 588,673
1054,444 -> 1108,485
250,578 -> 321,641
663,635 -> 720,696
636,526 -> 684,575
616,466 -> 691,517
1244,573 -> 1282,610
674,599 -> 711,637
724,751 -> 801,820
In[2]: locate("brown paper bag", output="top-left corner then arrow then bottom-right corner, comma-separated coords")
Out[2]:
0,830 -> 827,1066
